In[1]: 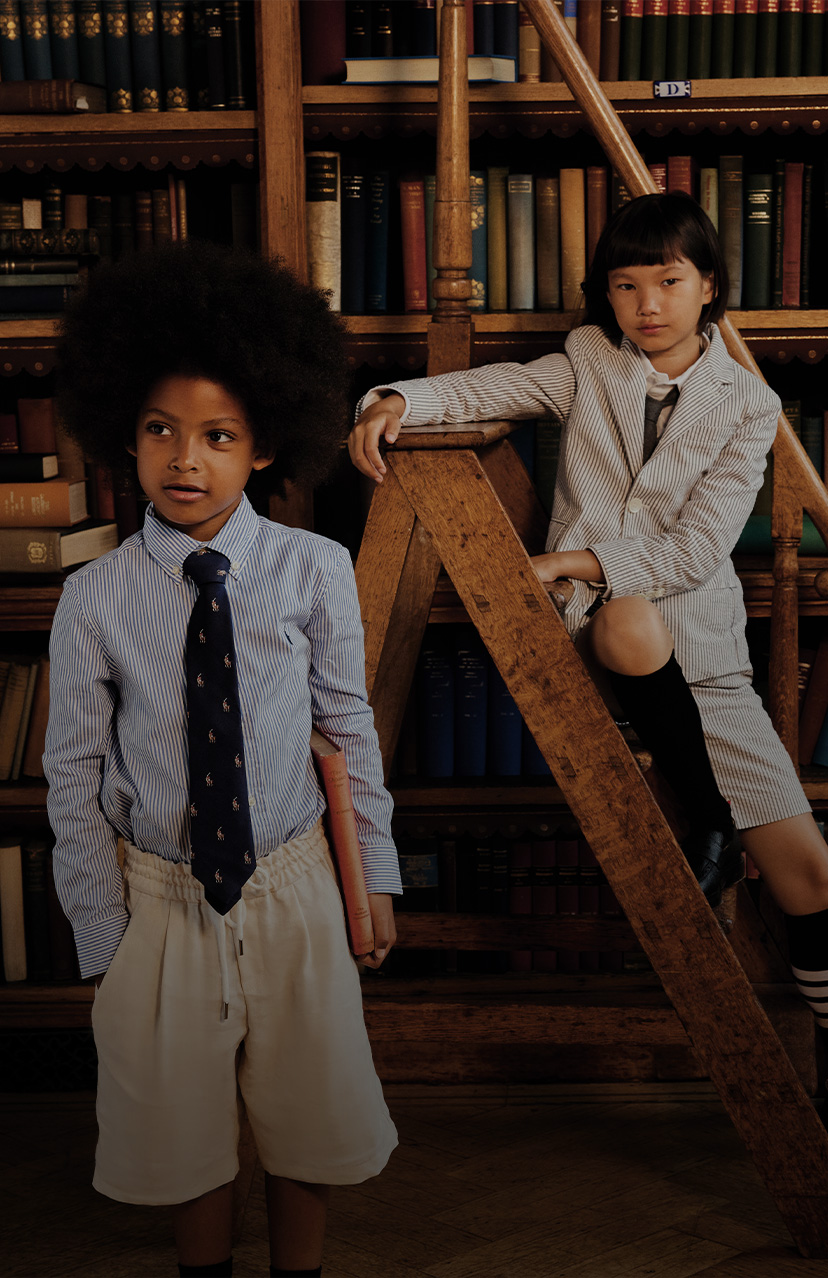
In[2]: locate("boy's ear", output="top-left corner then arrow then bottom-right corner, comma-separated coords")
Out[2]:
252,451 -> 276,471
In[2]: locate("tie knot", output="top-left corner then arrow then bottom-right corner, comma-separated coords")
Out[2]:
183,548 -> 231,588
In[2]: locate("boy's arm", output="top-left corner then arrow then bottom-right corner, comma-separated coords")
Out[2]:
43,580 -> 126,981
349,353 -> 577,482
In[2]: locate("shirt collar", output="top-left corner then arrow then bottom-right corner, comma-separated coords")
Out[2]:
142,492 -> 260,581
636,325 -> 712,399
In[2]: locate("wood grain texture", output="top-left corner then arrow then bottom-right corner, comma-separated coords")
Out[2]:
254,0 -> 305,271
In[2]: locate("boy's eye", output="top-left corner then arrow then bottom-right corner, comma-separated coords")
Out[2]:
208,430 -> 234,443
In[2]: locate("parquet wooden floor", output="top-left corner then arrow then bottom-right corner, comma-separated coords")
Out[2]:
2,1083 -> 827,1278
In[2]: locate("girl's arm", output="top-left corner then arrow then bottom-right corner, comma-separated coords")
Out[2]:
43,580 -> 126,981
349,353 -> 577,482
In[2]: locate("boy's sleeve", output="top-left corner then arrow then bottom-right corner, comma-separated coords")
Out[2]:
588,394 -> 779,599
43,579 -> 128,979
306,546 -> 402,895
355,352 -> 577,428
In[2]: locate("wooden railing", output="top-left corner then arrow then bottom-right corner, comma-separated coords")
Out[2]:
431,0 -> 828,771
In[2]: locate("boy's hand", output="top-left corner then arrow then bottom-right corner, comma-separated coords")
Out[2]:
348,393 -> 406,483
358,893 -> 396,969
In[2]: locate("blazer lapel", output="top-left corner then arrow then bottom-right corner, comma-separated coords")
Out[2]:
612,337 -> 649,476
656,326 -> 736,452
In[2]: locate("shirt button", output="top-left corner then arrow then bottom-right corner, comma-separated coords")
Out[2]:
627,497 -> 643,513
248,797 -> 256,808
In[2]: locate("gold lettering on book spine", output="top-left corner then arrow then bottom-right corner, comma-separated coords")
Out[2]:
162,7 -> 186,37
23,11 -> 48,40
166,87 -> 189,111
0,14 -> 19,40
138,87 -> 160,110
106,10 -> 128,38
77,9 -> 102,39
132,5 -> 156,37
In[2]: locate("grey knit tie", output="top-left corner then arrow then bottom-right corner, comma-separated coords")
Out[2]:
642,385 -> 679,463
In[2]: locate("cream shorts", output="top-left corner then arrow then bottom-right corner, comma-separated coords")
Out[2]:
91,819 -> 398,1205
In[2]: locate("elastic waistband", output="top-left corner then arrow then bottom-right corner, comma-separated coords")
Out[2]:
123,818 -> 330,903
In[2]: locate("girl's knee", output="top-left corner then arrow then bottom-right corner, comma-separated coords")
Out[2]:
590,596 -> 673,675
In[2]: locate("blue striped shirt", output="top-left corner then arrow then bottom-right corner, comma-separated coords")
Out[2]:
44,494 -> 401,979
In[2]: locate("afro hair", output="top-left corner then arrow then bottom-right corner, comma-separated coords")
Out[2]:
55,239 -> 352,498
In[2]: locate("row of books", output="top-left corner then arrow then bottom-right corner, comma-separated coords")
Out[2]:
306,151 -> 824,315
0,833 -> 80,984
737,401 -> 828,554
391,824 -> 641,976
0,653 -> 50,783
0,1 -> 254,114
301,0 -> 828,84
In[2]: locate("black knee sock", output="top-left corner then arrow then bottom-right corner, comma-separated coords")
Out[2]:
178,1260 -> 232,1277
786,908 -> 828,1031
270,1268 -> 322,1277
608,652 -> 732,832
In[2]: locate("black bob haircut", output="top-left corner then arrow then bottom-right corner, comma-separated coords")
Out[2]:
581,191 -> 729,342
56,240 -> 352,497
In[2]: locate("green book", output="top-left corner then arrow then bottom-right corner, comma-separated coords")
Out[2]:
688,0 -> 713,77
103,0 -> 133,111
735,513 -> 827,553
756,0 -> 778,75
0,0 -> 26,81
803,0 -> 823,73
76,0 -> 107,90
486,167 -> 508,313
718,156 -> 743,308
733,0 -> 758,75
711,0 -> 735,76
620,0 -> 643,78
159,0 -> 189,110
771,159 -> 785,308
666,0 -> 690,76
507,174 -> 535,311
130,0 -> 162,112
778,0 -> 803,74
536,176 -> 561,311
742,172 -> 773,309
641,0 -> 668,79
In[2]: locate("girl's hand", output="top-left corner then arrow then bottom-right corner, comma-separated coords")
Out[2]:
358,893 -> 396,969
348,393 -> 406,483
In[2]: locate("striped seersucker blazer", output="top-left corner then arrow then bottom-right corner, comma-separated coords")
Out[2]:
386,323 -> 782,684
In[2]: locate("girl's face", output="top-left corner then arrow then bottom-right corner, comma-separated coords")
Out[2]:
606,257 -> 715,376
127,374 -> 274,543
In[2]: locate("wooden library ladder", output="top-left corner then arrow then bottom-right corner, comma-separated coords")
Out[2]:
354,0 -> 828,1258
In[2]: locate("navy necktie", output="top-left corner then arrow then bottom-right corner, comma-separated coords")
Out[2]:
184,547 -> 255,914
642,385 -> 679,463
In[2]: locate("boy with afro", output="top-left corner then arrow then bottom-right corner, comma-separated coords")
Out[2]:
43,241 -> 401,1278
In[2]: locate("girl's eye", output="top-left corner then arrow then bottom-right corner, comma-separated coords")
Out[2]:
147,421 -> 172,435
663,278 -> 679,286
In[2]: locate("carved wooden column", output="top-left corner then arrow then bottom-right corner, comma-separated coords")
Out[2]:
427,0 -> 473,375
770,474 -> 805,766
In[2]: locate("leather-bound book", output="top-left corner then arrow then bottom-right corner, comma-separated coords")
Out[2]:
77,0 -> 107,91
778,0 -> 803,73
130,0 -> 162,111
666,0 -> 690,76
742,172 -> 773,308
203,1 -> 225,107
48,0 -> 80,79
560,168 -> 586,311
300,0 -> 346,85
802,0 -> 824,72
641,0 -> 668,77
586,165 -> 608,267
620,0 -> 644,76
399,174 -> 428,313
310,728 -> 374,957
782,160 -> 803,308
222,0 -> 247,107
577,0 -> 602,75
0,0 -> 26,81
21,0 -> 52,78
711,0 -> 734,74
536,175 -> 561,310
689,0 -> 713,77
733,0 -> 758,74
756,0 -> 778,73
305,151 -> 341,311
487,165 -> 509,312
718,155 -> 743,307
103,0 -> 133,111
507,173 -> 535,311
600,0 -> 622,77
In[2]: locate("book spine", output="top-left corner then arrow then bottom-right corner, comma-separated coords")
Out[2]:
11,660 -> 38,781
586,165 -> 608,265
666,0 -> 690,76
203,0 -> 225,106
88,195 -> 113,260
688,0 -> 713,76
104,0 -> 133,111
0,842 -> 27,980
151,187 -> 172,242
399,174 -> 428,313
771,157 -> 784,306
0,227 -> 100,254
0,663 -> 30,780
0,411 -> 18,453
0,0 -> 26,81
620,0 -> 643,76
424,172 -> 436,311
305,151 -> 341,311
782,160 -> 803,308
130,0 -> 163,112
469,169 -> 488,311
599,0 -> 622,77
48,0 -> 81,79
518,1 -> 542,80
311,738 -> 374,956
711,0 -> 735,73
756,0 -> 779,72
486,165 -> 509,312
486,661 -> 523,775
666,154 -> 692,195
536,175 -> 561,310
0,480 -> 83,527
802,0 -> 824,72
23,838 -> 52,982
454,626 -> 488,776
157,0 -> 186,109
493,0 -> 520,60
507,173 -> 535,310
560,167 -> 586,310
0,453 -> 57,479
365,169 -> 390,313
134,189 -> 153,248
77,0 -> 108,90
801,162 -> 813,308
778,0 -> 803,72
341,168 -> 367,313
189,0 -> 209,107
742,171 -> 772,308
542,0 -> 565,78
412,0 -> 437,56
474,0 -> 495,54
534,417 -> 562,515
641,0 -> 668,78
577,0 -> 602,74
222,0 -> 246,107
733,0 -> 758,73
417,629 -> 454,777
22,656 -> 50,775
21,0 -> 52,78
300,0 -> 347,86
345,0 -> 371,56
718,154 -> 743,307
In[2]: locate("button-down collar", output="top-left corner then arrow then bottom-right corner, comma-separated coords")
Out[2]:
142,492 -> 260,581
635,325 -> 713,401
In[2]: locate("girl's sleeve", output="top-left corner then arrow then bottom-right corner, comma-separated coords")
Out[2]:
589,389 -> 779,599
305,546 -> 402,896
43,579 -> 127,979
357,352 -> 577,427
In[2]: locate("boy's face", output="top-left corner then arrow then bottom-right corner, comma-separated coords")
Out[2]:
128,374 -> 274,543
606,257 -> 714,377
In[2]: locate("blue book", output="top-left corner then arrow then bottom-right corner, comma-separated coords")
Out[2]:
486,660 -> 522,776
416,628 -> 454,777
21,0 -> 52,78
366,169 -> 390,313
411,0 -> 436,55
469,170 -> 488,311
0,1 -> 25,81
77,0 -> 107,89
130,0 -> 163,112
48,0 -> 80,80
454,625 -> 488,777
493,0 -> 519,61
341,168 -> 367,313
104,0 -> 133,112
474,0 -> 495,55
159,0 -> 189,110
507,174 -> 535,310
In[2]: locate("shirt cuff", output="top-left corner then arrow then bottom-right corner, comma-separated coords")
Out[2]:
361,846 -> 403,895
356,386 -> 412,423
74,909 -> 129,981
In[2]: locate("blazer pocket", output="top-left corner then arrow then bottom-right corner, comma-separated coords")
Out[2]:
545,518 -> 568,553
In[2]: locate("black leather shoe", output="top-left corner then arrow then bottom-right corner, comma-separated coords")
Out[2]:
682,824 -> 744,908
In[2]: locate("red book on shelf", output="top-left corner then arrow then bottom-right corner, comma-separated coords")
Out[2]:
782,160 -> 803,308
310,727 -> 375,956
399,174 -> 428,313
667,155 -> 694,195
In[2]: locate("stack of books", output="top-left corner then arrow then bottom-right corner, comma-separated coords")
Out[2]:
0,833 -> 80,984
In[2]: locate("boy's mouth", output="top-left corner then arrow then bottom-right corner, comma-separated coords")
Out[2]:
163,483 -> 207,501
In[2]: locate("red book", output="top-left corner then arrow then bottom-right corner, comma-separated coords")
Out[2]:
577,0 -> 603,73
667,155 -> 694,195
0,412 -> 18,453
399,175 -> 428,313
782,160 -> 803,308
299,0 -> 346,85
648,161 -> 668,193
310,727 -> 375,956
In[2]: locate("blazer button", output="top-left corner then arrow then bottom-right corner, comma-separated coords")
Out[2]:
627,497 -> 643,513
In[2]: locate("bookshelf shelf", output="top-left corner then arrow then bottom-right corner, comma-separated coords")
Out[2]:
303,77 -> 828,140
